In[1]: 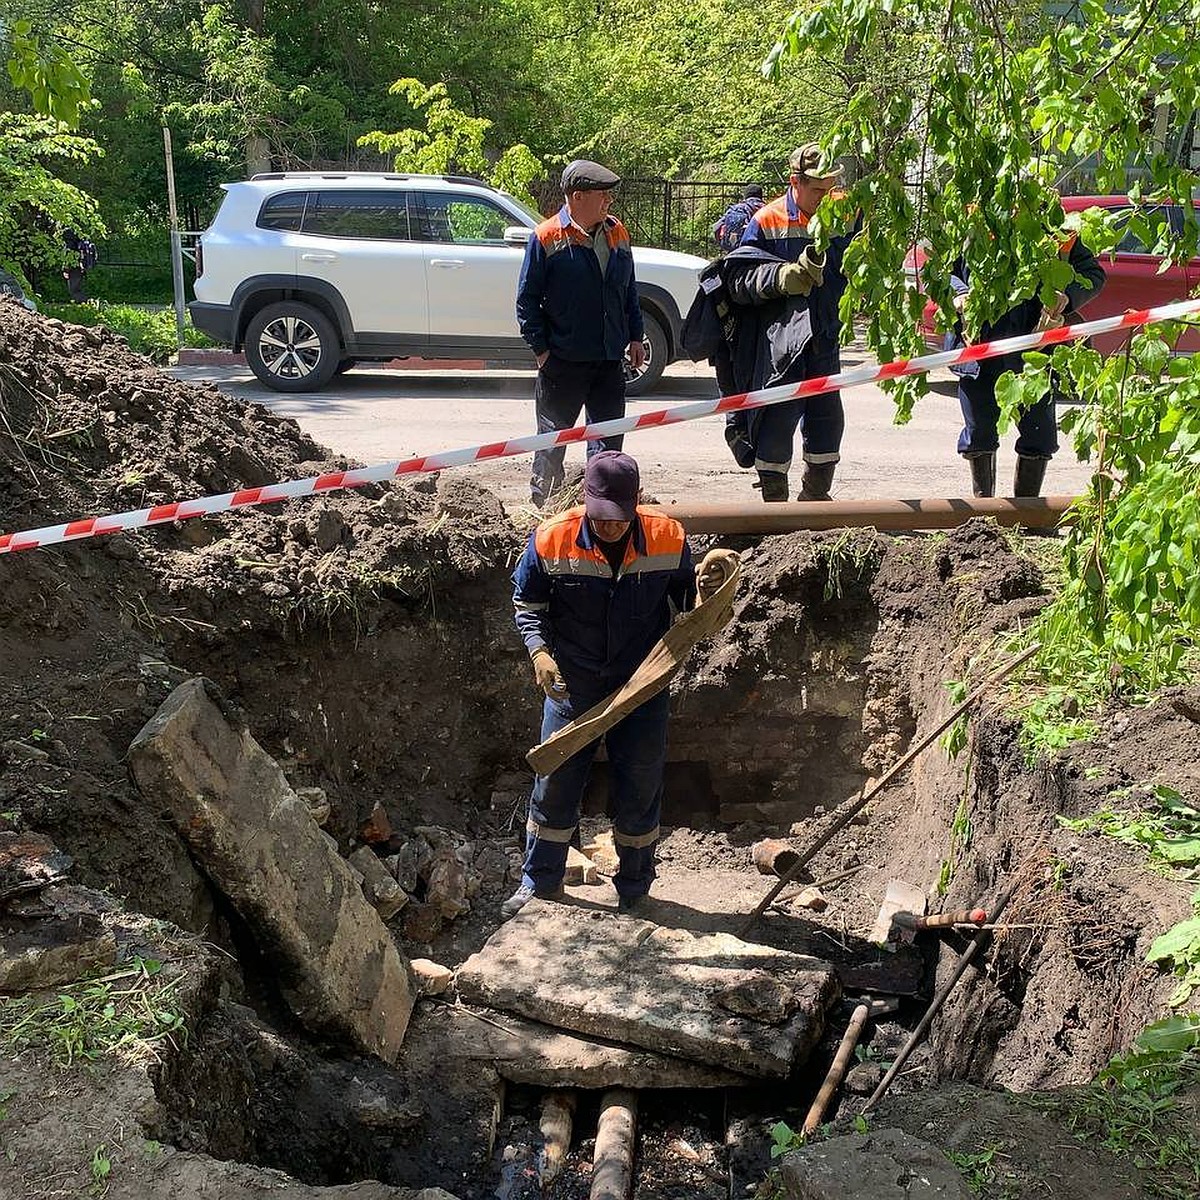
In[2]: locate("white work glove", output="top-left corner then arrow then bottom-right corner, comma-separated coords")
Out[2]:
531,648 -> 568,700
695,549 -> 739,604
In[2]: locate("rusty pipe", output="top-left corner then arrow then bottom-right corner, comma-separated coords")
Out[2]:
656,496 -> 1076,535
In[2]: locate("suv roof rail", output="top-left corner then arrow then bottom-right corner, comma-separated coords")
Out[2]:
246,170 -> 497,190
249,171 -> 413,181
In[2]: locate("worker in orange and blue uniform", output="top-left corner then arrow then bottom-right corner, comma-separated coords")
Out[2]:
950,230 -> 1105,497
504,451 -> 701,920
723,144 -> 859,502
515,160 -> 645,508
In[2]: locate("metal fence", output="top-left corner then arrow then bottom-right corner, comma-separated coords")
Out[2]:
533,177 -> 766,258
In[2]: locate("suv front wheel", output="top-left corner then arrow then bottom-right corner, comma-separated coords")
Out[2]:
245,301 -> 340,393
624,312 -> 668,398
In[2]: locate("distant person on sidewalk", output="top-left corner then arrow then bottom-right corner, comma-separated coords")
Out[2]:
949,231 -> 1106,498
62,229 -> 97,303
515,160 -> 644,508
712,185 -> 764,252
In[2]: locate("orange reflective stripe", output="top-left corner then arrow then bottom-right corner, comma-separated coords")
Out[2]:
752,195 -> 810,236
534,507 -> 685,574
1058,232 -> 1078,255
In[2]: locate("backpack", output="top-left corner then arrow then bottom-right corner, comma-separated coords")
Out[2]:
711,198 -> 762,252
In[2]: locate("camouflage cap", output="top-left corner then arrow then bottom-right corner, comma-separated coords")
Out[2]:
789,144 -> 843,182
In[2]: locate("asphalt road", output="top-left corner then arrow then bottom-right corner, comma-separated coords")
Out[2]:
168,349 -> 1096,507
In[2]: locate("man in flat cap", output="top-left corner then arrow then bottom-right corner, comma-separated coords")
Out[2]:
516,159 -> 645,508
505,450 -> 696,919
721,144 -> 858,502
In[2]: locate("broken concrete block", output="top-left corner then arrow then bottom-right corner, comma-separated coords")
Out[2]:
402,902 -> 444,944
410,958 -> 453,996
360,801 -> 393,846
780,1128 -> 972,1199
457,901 -> 838,1077
714,971 -> 799,1025
390,836 -> 433,893
0,912 -> 117,991
128,678 -> 414,1062
406,1004 -> 749,1089
580,830 -> 619,877
347,847 -> 409,921
295,786 -> 331,827
426,847 -> 469,919
565,845 -> 599,885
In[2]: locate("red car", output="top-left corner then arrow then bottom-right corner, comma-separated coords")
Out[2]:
911,195 -> 1200,354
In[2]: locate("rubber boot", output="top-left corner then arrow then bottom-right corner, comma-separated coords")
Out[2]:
797,462 -> 836,501
724,421 -> 755,469
967,453 -> 996,498
753,470 -> 789,502
1014,455 -> 1048,498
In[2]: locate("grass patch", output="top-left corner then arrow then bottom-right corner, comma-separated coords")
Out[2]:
1037,1017 -> 1200,1200
0,956 -> 187,1067
38,301 -> 216,365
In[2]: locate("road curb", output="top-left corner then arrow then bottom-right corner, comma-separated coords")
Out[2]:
174,348 -> 508,371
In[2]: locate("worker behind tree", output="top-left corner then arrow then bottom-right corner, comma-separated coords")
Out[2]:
505,451 -> 720,920
720,144 -> 858,503
515,160 -> 645,509
950,228 -> 1106,498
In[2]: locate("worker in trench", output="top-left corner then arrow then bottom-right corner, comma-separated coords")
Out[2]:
503,450 -> 725,919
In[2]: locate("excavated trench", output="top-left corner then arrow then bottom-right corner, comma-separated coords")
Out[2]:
0,303 -> 1194,1198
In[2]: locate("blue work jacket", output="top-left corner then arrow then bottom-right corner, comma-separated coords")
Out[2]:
512,506 -> 694,697
515,207 -> 644,363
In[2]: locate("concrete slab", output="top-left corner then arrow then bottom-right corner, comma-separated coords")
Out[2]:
406,1002 -> 750,1089
456,900 -> 839,1077
128,679 -> 414,1061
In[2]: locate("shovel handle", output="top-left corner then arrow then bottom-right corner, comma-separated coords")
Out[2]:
893,908 -> 987,930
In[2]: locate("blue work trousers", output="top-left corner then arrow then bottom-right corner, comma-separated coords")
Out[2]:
522,689 -> 669,900
957,352 -> 1058,460
530,357 -> 625,505
732,343 -> 845,474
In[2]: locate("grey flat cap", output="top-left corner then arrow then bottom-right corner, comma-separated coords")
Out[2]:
561,159 -> 621,192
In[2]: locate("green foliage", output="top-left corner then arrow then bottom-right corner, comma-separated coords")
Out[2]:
1062,784 -> 1200,1005
359,79 -> 543,209
5,18 -> 92,126
769,1119 -> 803,1157
89,1144 -> 111,1196
767,0 -> 1200,753
1047,1017 -> 1200,1199
39,302 -> 215,363
0,113 -> 104,289
0,956 -> 185,1066
945,1146 -> 999,1194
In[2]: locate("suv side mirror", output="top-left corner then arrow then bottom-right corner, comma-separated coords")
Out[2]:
503,225 -> 533,245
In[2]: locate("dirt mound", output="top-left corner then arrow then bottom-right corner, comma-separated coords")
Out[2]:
0,298 -> 326,534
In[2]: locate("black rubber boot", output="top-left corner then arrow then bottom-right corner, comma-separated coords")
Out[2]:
967,453 -> 996,498
1014,455 -> 1048,498
724,421 -> 756,469
797,462 -> 836,501
753,470 -> 790,502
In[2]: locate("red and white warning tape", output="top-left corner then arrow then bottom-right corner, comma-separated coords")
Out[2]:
2,297 -> 1198,555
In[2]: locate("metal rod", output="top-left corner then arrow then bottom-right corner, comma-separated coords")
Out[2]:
736,643 -> 1039,939
661,496 -> 1075,535
163,126 -> 187,347
861,879 -> 1020,1113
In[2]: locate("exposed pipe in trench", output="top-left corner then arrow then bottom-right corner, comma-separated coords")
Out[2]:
658,495 -> 1076,535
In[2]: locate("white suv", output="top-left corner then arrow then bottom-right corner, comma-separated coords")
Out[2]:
190,172 -> 707,396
